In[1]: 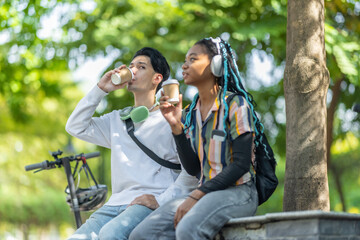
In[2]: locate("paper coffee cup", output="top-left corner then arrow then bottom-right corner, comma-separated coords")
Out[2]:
111,67 -> 134,85
162,79 -> 179,104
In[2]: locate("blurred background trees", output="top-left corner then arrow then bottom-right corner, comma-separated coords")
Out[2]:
0,0 -> 359,238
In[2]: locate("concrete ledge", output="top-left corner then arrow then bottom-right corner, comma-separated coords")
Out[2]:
215,210 -> 360,240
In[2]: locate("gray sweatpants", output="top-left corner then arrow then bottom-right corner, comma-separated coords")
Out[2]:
129,180 -> 258,240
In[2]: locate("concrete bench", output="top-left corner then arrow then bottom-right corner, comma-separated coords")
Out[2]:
215,210 -> 360,240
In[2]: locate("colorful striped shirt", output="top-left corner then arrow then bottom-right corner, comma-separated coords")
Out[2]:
182,91 -> 255,186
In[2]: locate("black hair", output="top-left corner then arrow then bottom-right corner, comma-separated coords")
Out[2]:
132,47 -> 170,92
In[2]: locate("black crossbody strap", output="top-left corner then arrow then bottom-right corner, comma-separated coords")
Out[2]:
124,118 -> 181,170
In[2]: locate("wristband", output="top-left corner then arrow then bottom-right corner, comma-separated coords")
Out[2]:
188,195 -> 199,201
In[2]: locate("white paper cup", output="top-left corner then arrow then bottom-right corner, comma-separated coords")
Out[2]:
111,67 -> 133,85
162,79 -> 179,104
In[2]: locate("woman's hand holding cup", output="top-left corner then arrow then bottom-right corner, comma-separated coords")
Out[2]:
160,93 -> 183,135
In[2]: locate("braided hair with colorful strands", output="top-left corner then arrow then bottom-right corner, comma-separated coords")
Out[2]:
183,37 -> 271,158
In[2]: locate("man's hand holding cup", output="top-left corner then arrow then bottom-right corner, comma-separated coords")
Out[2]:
98,65 -> 132,93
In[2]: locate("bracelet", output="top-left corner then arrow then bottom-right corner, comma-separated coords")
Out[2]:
188,195 -> 199,201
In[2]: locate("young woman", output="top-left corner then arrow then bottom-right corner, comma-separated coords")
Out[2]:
129,37 -> 261,240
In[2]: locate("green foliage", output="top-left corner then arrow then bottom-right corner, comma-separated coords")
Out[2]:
326,23 -> 360,85
0,0 -> 359,237
329,133 -> 360,213
324,0 -> 360,212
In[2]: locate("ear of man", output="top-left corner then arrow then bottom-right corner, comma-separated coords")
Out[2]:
153,73 -> 163,85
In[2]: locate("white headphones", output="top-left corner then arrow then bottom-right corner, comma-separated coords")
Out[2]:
209,37 -> 223,77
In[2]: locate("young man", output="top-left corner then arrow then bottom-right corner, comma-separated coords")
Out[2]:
66,47 -> 198,240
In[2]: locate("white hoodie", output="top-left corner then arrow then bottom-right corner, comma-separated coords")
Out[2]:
66,85 -> 198,206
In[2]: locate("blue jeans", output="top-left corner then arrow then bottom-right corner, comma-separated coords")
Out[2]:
67,204 -> 153,240
129,181 -> 258,240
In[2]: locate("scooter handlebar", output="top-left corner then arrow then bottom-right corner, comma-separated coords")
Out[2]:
25,160 -> 49,171
83,152 -> 100,159
25,152 -> 100,172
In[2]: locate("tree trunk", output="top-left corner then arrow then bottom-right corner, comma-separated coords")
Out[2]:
327,77 -> 347,211
22,224 -> 29,240
283,0 -> 330,211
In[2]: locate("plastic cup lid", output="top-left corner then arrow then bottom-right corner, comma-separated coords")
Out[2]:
162,79 -> 179,86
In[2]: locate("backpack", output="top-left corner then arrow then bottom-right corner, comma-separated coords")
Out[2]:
226,93 -> 278,205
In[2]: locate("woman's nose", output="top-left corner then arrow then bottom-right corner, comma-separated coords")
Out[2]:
182,62 -> 188,70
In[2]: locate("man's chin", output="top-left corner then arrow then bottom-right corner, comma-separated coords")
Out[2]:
127,86 -> 143,93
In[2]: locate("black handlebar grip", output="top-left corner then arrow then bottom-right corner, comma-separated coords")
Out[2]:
83,152 -> 100,159
25,160 -> 49,171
